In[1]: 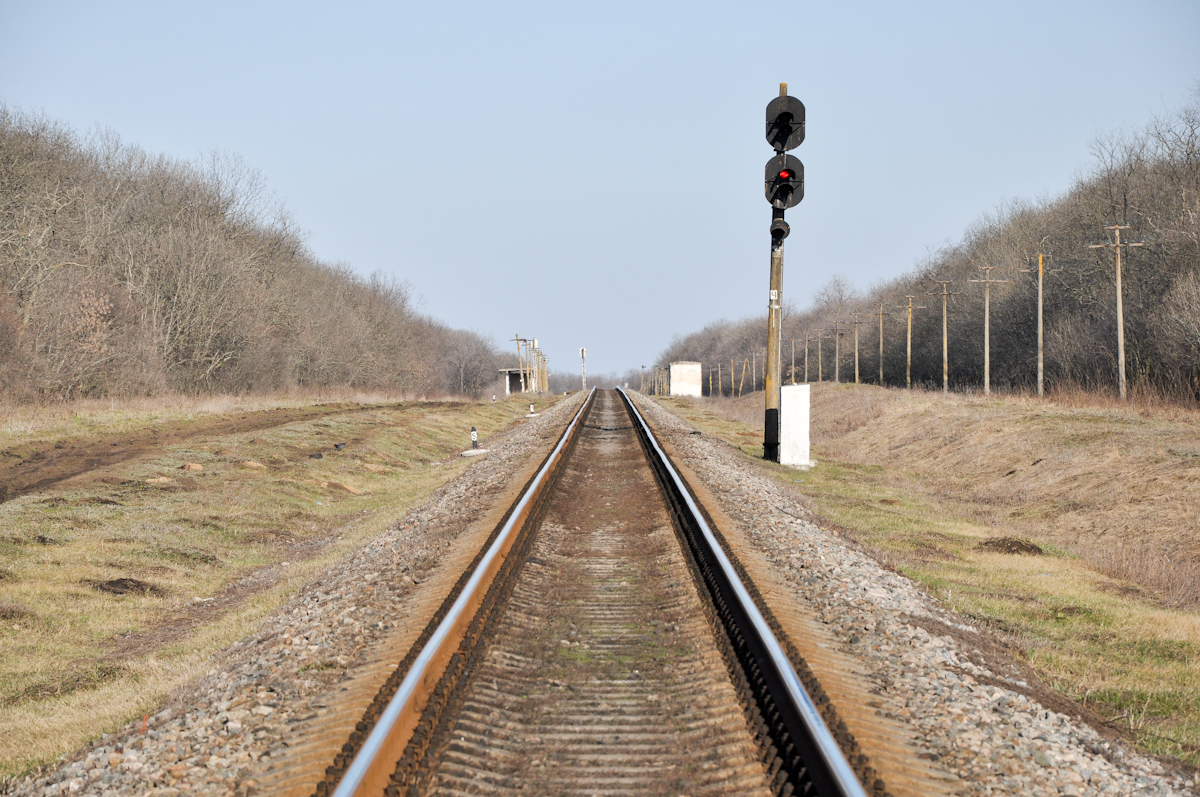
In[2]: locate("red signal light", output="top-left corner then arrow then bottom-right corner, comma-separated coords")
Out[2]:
779,170 -> 790,179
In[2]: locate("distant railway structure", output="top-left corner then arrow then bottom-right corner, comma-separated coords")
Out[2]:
502,334 -> 549,394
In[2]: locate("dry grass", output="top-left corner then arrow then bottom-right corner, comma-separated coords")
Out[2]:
656,386 -> 1200,768
695,383 -> 1200,608
0,387 -> 473,442
0,391 -> 561,778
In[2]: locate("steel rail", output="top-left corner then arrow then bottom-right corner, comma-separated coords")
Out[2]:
618,388 -> 867,797
331,388 -> 596,797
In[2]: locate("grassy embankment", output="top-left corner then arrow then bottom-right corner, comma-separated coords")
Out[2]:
0,391 -> 562,779
656,384 -> 1200,768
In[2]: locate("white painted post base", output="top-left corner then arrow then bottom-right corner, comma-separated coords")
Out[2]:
780,384 -> 814,468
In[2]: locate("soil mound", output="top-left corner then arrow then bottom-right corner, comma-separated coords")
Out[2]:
976,537 -> 1043,555
90,578 -> 166,596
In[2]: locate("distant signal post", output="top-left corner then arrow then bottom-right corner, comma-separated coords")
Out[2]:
762,83 -> 805,462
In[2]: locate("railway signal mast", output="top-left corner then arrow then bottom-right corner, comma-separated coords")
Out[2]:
762,83 -> 805,462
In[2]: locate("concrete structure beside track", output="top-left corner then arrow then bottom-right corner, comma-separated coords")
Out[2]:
669,362 -> 702,397
780,384 -> 812,468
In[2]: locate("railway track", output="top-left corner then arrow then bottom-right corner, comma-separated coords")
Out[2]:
313,389 -> 872,797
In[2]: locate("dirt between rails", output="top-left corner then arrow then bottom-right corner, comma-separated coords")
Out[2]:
0,402 -> 439,502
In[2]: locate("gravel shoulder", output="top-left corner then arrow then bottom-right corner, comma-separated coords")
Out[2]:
7,394 -> 584,797
631,392 -> 1197,797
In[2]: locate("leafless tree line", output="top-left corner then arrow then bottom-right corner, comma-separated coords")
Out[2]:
0,106 -> 506,401
661,89 -> 1200,400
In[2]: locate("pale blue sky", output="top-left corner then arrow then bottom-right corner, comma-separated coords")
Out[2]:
3,1 -> 1198,374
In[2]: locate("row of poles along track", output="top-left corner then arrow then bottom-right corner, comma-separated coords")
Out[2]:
643,225 -> 1149,400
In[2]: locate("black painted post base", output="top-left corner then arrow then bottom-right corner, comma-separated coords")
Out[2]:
763,407 -> 780,462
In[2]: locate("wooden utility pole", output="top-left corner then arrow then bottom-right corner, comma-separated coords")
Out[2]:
969,267 -> 1009,396
1019,248 -> 1064,397
739,358 -> 748,397
717,362 -> 722,396
580,347 -> 586,392
896,297 -> 926,389
1089,224 -> 1145,401
850,313 -> 864,384
833,320 -> 843,384
513,335 -> 527,393
790,339 -> 796,384
804,330 -> 810,382
876,303 -> 893,385
752,351 -> 757,392
926,281 -> 961,394
816,328 -> 827,382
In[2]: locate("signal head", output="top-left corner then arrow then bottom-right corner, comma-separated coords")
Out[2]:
765,94 -> 806,152
764,154 -> 804,209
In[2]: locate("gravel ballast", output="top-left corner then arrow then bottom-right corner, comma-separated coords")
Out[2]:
10,395 -> 584,797
630,392 -> 1197,796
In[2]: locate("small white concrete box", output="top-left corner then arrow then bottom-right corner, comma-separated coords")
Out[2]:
780,384 -> 812,467
669,361 -> 702,397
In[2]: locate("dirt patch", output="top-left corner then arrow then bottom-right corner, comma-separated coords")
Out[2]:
975,537 -> 1043,555
0,402 -> 400,503
0,600 -> 33,620
102,536 -> 333,661
88,578 -> 166,597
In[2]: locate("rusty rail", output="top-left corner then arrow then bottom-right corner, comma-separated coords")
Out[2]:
329,388 -> 596,797
618,387 -> 867,797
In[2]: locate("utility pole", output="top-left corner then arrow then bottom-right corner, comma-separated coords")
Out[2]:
850,313 -> 864,384
926,280 -> 961,394
816,328 -> 826,382
580,347 -> 586,392
833,320 -> 842,384
513,335 -> 527,394
804,330 -> 810,382
896,296 -> 926,389
1089,224 -> 1145,401
762,82 -> 805,462
640,365 -> 645,393
876,303 -> 893,386
1019,247 -> 1064,397
790,339 -> 796,384
969,267 -> 1009,396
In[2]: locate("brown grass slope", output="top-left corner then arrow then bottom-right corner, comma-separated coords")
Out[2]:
0,391 -> 561,779
657,384 -> 1200,769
